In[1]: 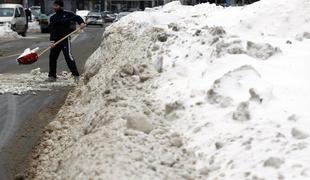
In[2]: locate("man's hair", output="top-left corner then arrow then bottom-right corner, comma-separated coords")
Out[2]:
53,0 -> 64,7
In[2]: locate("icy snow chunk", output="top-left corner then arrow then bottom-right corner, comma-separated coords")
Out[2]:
246,41 -> 281,60
165,101 -> 185,115
291,127 -> 309,140
207,65 -> 271,107
139,75 -> 151,83
30,68 -> 41,75
232,102 -> 251,121
296,32 -> 310,41
168,23 -> 180,31
303,32 -> 310,39
287,114 -> 298,122
151,44 -> 160,51
208,26 -> 226,36
169,133 -> 183,148
263,157 -> 285,169
157,32 -> 168,42
125,113 -> 154,134
215,142 -> 224,149
120,64 -> 137,77
249,88 -> 265,103
46,121 -> 62,132
170,136 -> 183,148
131,151 -> 143,161
211,39 -> 245,58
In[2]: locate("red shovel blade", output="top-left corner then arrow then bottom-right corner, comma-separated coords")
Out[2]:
16,52 -> 39,65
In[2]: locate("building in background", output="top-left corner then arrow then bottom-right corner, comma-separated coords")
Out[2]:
180,0 -> 259,6
0,0 -> 260,15
76,0 -> 163,13
0,0 -> 23,4
76,0 -> 259,12
39,0 -> 77,14
77,0 -> 104,11
27,0 -> 41,7
105,0 -> 164,12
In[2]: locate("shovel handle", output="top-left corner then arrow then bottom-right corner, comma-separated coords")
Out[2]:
38,27 -> 82,57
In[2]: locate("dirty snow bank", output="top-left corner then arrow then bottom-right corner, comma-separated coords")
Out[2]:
28,0 -> 310,179
28,21 -> 41,33
0,68 -> 76,95
27,14 -> 201,179
0,24 -> 20,40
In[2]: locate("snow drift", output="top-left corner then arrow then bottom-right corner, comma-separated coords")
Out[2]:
27,0 -> 310,179
0,68 -> 76,95
0,24 -> 20,40
27,21 -> 40,33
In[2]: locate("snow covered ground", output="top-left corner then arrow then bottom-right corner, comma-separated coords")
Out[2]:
0,21 -> 40,41
0,68 -> 77,95
0,24 -> 20,41
27,0 -> 310,179
27,21 -> 41,33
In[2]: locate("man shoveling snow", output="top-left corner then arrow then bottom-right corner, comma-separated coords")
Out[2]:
16,0 -> 86,83
48,0 -> 86,82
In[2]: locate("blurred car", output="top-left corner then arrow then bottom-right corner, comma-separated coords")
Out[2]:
30,6 -> 41,21
0,4 -> 28,36
76,10 -> 90,22
101,11 -> 116,23
114,12 -> 131,22
85,12 -> 103,27
38,13 -> 49,33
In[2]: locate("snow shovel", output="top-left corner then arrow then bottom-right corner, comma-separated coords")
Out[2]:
16,27 -> 82,65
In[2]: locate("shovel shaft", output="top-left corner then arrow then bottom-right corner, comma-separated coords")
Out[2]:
38,27 -> 82,57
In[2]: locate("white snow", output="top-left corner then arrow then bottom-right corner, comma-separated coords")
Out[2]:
28,0 -> 310,179
0,23 -> 20,40
27,21 -> 41,33
0,68 -> 77,95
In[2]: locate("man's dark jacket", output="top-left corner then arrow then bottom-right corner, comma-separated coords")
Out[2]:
49,10 -> 84,41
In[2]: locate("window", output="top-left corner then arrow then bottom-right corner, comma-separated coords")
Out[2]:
15,8 -> 21,17
19,8 -> 25,17
0,8 -> 14,17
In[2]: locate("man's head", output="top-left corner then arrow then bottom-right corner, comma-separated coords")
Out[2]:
53,0 -> 64,12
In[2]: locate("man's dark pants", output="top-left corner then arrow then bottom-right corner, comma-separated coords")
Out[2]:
49,38 -> 80,78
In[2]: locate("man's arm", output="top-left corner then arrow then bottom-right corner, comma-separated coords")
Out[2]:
68,11 -> 86,29
74,14 -> 84,25
49,15 -> 57,42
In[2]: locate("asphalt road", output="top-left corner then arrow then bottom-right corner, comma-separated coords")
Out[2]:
0,26 -> 104,180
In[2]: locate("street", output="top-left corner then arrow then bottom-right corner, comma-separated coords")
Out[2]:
0,26 -> 104,179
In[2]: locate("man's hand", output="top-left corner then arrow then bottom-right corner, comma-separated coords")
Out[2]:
80,23 -> 86,29
50,41 -> 55,48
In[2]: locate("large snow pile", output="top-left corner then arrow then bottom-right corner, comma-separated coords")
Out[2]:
27,0 -> 310,179
0,24 -> 20,40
